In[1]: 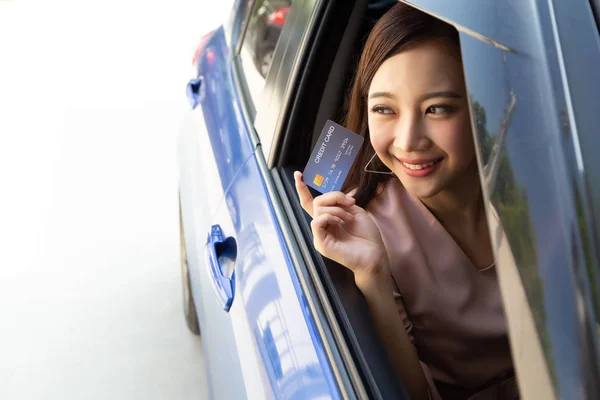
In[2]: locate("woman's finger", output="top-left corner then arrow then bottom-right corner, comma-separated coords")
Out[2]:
294,171 -> 315,217
313,190 -> 356,209
313,205 -> 354,222
310,213 -> 341,249
345,203 -> 364,216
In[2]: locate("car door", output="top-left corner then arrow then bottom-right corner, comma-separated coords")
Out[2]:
208,151 -> 344,399
197,0 -> 366,399
405,0 -> 600,398
178,17 -> 256,400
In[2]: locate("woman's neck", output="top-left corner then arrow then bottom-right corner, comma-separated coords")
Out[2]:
419,166 -> 495,270
420,168 -> 485,230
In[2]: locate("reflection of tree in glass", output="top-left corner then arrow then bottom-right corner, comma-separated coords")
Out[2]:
472,99 -> 557,385
573,183 -> 600,331
472,100 -> 493,163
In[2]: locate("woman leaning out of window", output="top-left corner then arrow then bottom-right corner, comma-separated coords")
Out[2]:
294,3 -> 518,400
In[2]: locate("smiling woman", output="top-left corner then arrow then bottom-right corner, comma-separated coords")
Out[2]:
294,3 -> 517,399
367,41 -> 475,199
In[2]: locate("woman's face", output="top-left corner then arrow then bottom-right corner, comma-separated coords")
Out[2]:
367,40 -> 475,199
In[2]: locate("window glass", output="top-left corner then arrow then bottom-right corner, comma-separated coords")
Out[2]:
457,5 -> 598,393
403,1 -> 600,396
225,0 -> 253,48
238,0 -> 293,115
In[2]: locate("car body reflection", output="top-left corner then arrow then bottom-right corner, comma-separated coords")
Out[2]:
235,218 -> 329,398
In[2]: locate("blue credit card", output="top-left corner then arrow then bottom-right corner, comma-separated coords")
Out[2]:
302,120 -> 364,193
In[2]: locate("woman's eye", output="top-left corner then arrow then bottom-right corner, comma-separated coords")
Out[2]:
426,105 -> 454,115
371,106 -> 394,115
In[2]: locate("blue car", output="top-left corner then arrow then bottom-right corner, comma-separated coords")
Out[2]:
178,0 -> 600,398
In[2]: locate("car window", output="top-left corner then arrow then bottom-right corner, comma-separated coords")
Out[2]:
238,0 -> 293,114
451,2 -> 600,398
225,0 -> 253,49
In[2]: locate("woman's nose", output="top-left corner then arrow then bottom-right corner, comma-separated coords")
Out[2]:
394,116 -> 429,152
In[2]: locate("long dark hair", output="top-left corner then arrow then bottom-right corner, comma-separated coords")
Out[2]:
341,3 -> 461,208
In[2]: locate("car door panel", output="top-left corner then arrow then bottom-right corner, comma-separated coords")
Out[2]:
207,192 -> 277,399
178,103 -> 249,400
179,25 -> 254,400
197,198 -> 249,400
199,27 -> 255,191
212,149 -> 342,399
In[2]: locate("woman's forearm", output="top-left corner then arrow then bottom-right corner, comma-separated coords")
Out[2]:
355,271 -> 430,400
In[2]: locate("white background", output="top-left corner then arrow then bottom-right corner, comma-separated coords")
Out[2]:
0,0 -> 232,398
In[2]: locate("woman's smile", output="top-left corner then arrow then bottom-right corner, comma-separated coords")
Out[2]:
367,41 -> 474,198
396,157 -> 444,177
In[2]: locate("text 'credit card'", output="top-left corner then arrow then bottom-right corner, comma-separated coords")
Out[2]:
302,120 -> 364,194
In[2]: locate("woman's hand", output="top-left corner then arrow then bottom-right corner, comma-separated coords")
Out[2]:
294,171 -> 388,280
295,172 -> 429,399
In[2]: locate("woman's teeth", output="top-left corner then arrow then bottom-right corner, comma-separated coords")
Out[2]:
402,160 -> 440,170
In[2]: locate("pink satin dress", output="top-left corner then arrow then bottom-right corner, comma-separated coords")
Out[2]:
365,178 -> 518,399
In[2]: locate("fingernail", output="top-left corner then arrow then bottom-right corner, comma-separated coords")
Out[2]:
346,195 -> 355,202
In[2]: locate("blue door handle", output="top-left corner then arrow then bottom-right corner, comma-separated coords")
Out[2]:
206,224 -> 236,312
186,77 -> 204,109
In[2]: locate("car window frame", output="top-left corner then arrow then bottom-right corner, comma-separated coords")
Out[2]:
253,0 -> 322,162
224,0 -> 252,54
231,0 -> 299,147
229,0 -> 264,123
233,0 -> 257,56
230,0 -> 281,126
231,0 -> 320,158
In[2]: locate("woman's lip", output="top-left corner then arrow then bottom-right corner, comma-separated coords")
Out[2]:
396,157 -> 442,164
397,157 -> 443,177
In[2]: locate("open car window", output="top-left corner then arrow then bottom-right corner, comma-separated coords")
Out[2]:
265,0 -> 600,399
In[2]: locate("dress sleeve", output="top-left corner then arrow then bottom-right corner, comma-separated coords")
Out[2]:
392,288 -> 442,400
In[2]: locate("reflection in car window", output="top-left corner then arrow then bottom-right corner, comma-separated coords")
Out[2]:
239,0 -> 293,116
458,0 -> 600,390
